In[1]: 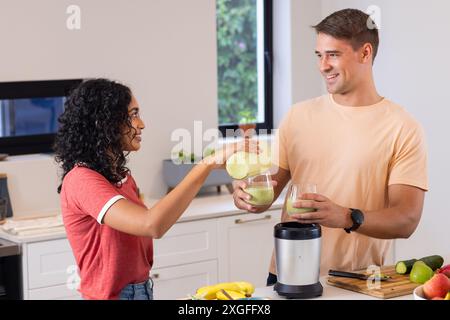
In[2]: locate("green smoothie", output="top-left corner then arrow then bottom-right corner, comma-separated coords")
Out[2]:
244,186 -> 274,206
286,198 -> 316,216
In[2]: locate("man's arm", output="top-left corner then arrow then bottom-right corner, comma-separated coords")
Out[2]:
233,166 -> 291,213
290,184 -> 425,239
358,184 -> 425,238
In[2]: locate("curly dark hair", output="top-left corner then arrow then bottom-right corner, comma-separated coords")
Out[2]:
54,78 -> 135,193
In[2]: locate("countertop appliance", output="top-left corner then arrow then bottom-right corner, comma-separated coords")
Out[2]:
274,222 -> 323,299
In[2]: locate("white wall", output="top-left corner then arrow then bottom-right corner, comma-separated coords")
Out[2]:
273,0 -> 323,128
290,0 -> 323,110
316,0 -> 450,260
273,0 -> 293,128
0,0 -> 218,216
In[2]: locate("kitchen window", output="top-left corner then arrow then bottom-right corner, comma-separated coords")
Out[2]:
216,0 -> 273,136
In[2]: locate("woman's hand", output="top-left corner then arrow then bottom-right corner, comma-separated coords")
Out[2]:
202,138 -> 260,169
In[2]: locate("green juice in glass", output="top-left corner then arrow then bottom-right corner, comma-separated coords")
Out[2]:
286,197 -> 317,216
244,186 -> 274,206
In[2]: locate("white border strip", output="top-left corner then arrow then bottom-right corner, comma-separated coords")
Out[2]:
257,0 -> 265,123
97,195 -> 125,224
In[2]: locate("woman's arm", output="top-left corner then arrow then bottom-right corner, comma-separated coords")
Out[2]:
103,160 -> 214,238
103,140 -> 258,238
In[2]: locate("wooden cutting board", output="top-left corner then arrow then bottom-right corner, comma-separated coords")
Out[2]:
327,265 -> 420,299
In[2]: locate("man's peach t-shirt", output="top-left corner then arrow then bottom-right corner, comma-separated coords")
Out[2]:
271,94 -> 428,274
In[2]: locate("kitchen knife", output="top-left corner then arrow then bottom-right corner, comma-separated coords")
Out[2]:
328,269 -> 392,281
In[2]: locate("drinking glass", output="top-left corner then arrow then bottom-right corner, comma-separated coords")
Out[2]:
243,173 -> 274,207
286,183 -> 317,216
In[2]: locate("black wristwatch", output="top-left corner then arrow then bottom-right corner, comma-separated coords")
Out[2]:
344,208 -> 364,233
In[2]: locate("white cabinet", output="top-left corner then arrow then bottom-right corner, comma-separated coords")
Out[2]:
22,238 -> 81,300
217,210 -> 282,288
26,239 -> 76,289
28,284 -> 81,300
153,219 -> 218,269
151,260 -> 218,300
151,218 -> 218,299
150,210 -> 281,298
18,208 -> 282,300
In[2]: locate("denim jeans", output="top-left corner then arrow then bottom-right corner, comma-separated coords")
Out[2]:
119,278 -> 154,300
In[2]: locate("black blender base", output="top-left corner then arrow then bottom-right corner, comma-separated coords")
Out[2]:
274,281 -> 323,299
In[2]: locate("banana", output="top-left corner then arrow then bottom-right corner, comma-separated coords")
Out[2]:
214,282 -> 244,292
235,281 -> 255,295
216,289 -> 246,300
195,283 -> 240,300
195,285 -> 217,300
195,281 -> 255,300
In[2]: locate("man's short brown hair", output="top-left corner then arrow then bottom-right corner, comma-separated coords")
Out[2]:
313,8 -> 379,62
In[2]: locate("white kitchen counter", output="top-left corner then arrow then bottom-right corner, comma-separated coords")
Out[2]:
0,190 -> 285,244
253,277 -> 413,300
255,253 -> 450,300
143,191 -> 285,223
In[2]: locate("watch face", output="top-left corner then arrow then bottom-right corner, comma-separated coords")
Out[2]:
351,210 -> 364,225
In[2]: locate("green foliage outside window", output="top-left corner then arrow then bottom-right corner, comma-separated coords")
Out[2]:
217,0 -> 258,125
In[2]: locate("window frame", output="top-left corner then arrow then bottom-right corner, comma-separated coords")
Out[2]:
217,0 -> 273,137
0,79 -> 83,156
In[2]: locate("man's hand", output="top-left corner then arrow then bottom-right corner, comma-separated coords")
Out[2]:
290,193 -> 352,229
232,179 -> 278,213
289,185 -> 425,239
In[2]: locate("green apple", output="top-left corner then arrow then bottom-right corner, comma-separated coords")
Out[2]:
410,261 -> 434,284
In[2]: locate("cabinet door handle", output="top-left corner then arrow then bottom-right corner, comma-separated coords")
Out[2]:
235,215 -> 272,224
152,273 -> 160,279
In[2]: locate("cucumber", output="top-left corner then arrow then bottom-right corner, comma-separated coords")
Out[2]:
395,259 -> 417,274
395,255 -> 444,275
419,255 -> 444,271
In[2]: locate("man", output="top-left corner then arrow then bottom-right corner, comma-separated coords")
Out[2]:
233,8 -> 428,286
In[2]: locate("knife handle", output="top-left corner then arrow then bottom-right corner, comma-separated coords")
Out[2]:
328,269 -> 367,280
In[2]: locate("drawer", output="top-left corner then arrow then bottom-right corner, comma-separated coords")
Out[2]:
26,239 -> 77,290
217,210 -> 282,286
28,284 -> 81,300
152,218 -> 218,269
151,260 -> 218,300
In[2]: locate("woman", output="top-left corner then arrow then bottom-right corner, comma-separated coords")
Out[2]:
54,79 -> 255,300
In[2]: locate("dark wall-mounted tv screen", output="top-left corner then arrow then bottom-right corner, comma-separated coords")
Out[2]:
0,79 -> 83,155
